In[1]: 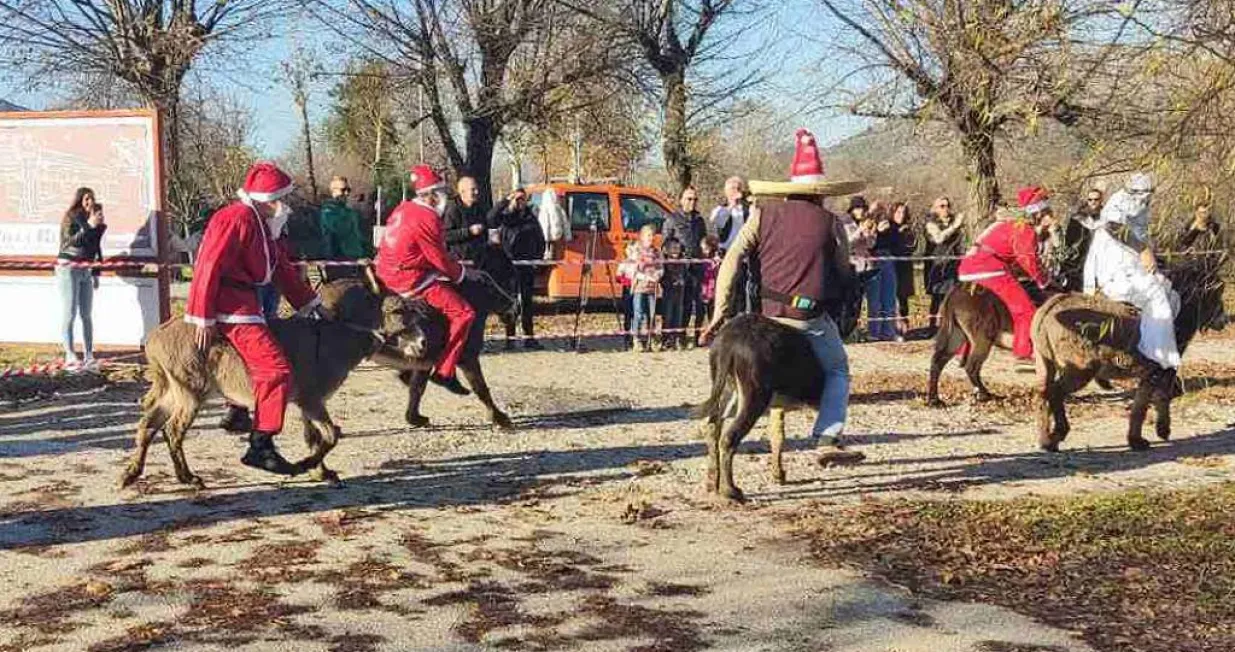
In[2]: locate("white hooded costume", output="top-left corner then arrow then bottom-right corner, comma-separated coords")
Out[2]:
1082,174 -> 1181,369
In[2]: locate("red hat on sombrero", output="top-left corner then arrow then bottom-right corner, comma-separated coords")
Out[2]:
242,161 -> 295,203
1017,186 -> 1050,215
409,164 -> 445,195
747,129 -> 865,197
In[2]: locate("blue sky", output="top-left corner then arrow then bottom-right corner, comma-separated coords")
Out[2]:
1,0 -> 869,158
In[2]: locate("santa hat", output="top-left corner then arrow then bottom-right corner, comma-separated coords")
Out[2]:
1127,173 -> 1154,194
1017,186 -> 1050,215
241,161 -> 295,203
409,164 -> 445,195
747,128 -> 865,198
790,128 -> 825,183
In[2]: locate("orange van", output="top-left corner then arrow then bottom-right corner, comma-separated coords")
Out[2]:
526,182 -> 677,300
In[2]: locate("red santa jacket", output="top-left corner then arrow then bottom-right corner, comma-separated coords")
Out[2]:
375,199 -> 465,296
184,201 -> 318,327
957,218 -> 1048,287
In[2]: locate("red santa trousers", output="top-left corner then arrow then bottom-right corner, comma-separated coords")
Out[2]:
975,275 -> 1036,359
218,323 -> 292,433
420,282 -> 475,378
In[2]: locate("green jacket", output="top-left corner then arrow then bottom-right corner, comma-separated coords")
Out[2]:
319,198 -> 373,259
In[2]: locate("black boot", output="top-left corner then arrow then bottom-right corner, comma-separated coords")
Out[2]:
241,431 -> 297,476
429,373 -> 471,396
219,404 -> 253,433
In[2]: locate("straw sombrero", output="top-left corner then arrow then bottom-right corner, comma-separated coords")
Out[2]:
747,128 -> 866,198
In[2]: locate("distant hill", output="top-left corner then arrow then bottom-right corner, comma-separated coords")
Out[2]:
822,119 -> 1090,215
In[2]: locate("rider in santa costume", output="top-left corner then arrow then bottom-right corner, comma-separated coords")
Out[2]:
185,161 -> 322,476
375,164 -> 477,396
1083,173 -> 1181,372
957,186 -> 1052,361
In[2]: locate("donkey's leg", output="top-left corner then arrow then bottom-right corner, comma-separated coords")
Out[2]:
162,391 -> 204,489
1047,368 -> 1095,450
459,358 -> 514,431
926,344 -> 953,408
701,416 -> 722,494
400,370 -> 432,428
1153,390 -> 1173,441
767,405 -> 786,485
1036,358 -> 1058,452
120,398 -> 170,489
293,402 -> 341,483
963,337 -> 997,402
1127,381 -> 1155,451
717,379 -> 772,503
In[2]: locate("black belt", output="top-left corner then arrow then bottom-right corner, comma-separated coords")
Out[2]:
760,288 -> 824,319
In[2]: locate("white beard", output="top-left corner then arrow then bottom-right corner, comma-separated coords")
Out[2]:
266,202 -> 291,237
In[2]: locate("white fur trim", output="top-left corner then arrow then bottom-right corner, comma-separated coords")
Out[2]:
243,184 -> 294,203
215,313 -> 266,325
183,314 -> 216,327
400,274 -> 443,298
1024,200 -> 1049,214
790,174 -> 826,183
958,270 -> 1006,281
414,182 -> 445,195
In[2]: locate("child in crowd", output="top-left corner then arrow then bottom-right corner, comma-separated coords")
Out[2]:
617,240 -> 638,348
660,238 -> 687,349
699,235 -> 721,338
628,224 -> 663,352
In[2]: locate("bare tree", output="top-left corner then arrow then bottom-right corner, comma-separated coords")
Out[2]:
0,1 -> 292,187
310,0 -> 623,204
561,0 -> 763,192
813,0 -> 1127,216
282,46 -> 322,199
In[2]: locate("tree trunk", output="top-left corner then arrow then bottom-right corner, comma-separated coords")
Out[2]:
297,96 -> 318,199
960,129 -> 1000,221
661,68 -> 691,192
464,115 -> 499,210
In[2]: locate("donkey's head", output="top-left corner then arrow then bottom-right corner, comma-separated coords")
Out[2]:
468,246 -> 520,320
377,294 -> 430,361
1169,252 -> 1229,346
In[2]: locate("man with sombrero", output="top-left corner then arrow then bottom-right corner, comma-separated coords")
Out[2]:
700,128 -> 865,449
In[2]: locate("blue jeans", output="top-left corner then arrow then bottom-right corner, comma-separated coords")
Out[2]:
867,259 -> 898,339
56,265 -> 94,358
631,292 -> 656,343
257,284 -> 281,320
804,315 -> 850,439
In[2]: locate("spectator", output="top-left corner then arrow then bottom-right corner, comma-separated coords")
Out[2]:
443,176 -> 488,262
699,235 -> 722,332
710,176 -> 754,313
869,204 -> 899,341
319,175 -> 374,282
1057,188 -> 1102,290
888,202 -> 918,338
842,196 -> 878,339
1179,202 -> 1224,252
923,196 -> 965,332
663,186 -> 710,347
660,238 -> 689,349
617,240 -> 639,349
57,188 -> 106,370
490,188 -> 546,350
629,224 -> 663,352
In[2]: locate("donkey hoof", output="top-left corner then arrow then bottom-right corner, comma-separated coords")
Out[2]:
187,475 -> 206,490
718,487 -> 747,504
491,412 -> 516,432
311,467 -> 341,485
1039,441 -> 1060,453
973,391 -> 997,403
1156,428 -> 1171,442
773,470 -> 787,486
926,398 -> 946,409
406,413 -> 431,429
118,469 -> 141,489
1129,438 -> 1152,451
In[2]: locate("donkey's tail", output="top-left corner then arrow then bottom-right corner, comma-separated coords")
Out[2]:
935,288 -> 971,364
693,346 -> 735,421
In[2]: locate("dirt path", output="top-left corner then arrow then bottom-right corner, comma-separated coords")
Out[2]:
2,334 -> 1233,651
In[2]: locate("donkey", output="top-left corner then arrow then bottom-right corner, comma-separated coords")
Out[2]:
120,285 -> 427,490
1033,256 -> 1228,452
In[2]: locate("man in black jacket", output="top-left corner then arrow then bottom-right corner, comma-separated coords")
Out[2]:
662,186 -> 710,346
489,188 -> 546,350
442,176 -> 488,261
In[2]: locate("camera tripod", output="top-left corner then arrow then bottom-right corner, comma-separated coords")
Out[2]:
569,217 -> 623,351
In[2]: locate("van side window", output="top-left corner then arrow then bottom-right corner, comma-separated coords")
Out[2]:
568,193 -> 610,231
620,196 -> 670,233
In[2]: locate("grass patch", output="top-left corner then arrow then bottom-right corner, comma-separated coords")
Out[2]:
794,484 -> 1235,651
